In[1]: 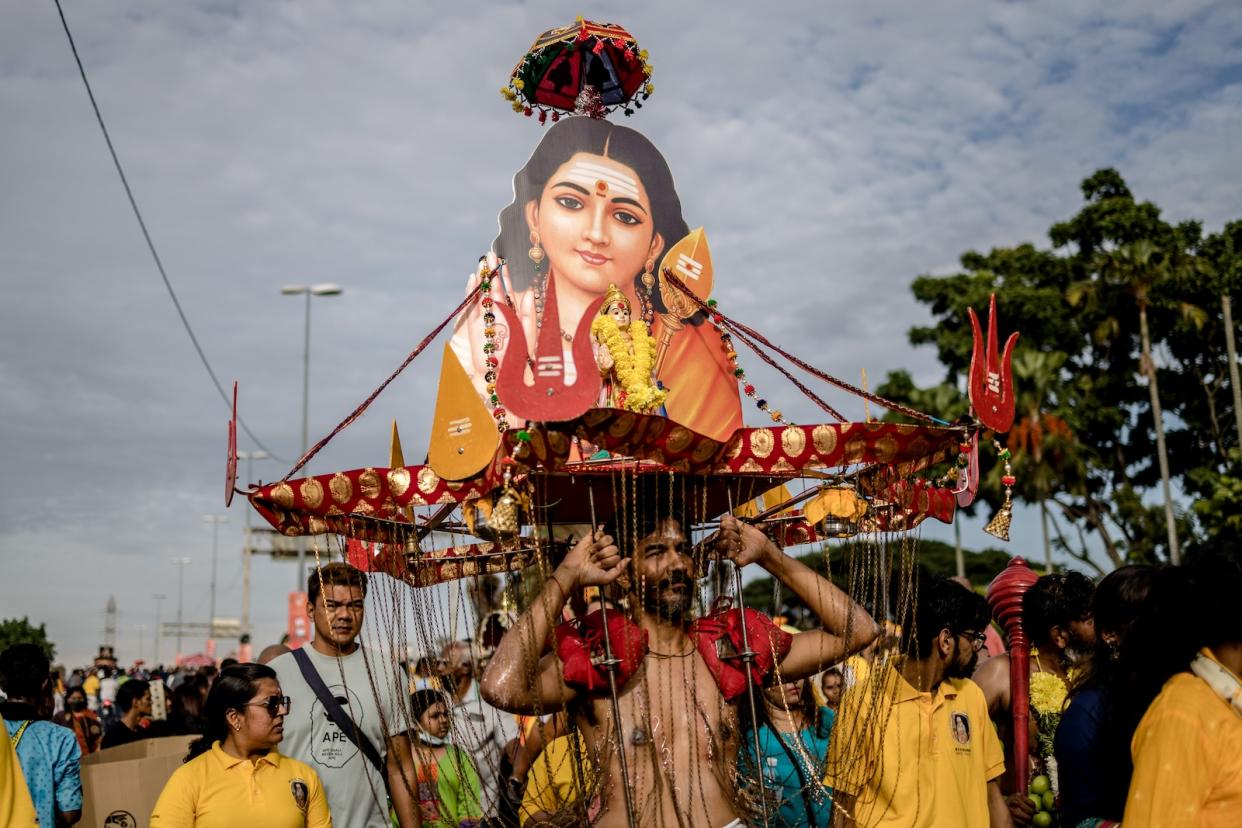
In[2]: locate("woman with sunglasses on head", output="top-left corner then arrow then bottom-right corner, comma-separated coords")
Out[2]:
151,663 -> 331,827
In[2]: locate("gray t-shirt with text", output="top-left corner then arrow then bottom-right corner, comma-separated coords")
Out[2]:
272,645 -> 409,828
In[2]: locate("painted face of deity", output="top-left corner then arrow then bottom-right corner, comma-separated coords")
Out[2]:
525,152 -> 662,299
608,301 -> 631,328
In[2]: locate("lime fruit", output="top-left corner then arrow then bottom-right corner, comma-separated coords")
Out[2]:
1030,775 -> 1051,796
1033,811 -> 1053,828
1042,790 -> 1056,810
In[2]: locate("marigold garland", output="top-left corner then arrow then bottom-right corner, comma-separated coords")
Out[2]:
590,314 -> 666,413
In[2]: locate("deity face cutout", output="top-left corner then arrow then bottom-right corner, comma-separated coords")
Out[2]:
525,152 -> 662,300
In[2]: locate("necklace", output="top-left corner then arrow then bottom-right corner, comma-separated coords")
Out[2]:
648,643 -> 696,658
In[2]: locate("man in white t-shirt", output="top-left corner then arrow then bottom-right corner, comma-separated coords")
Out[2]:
441,639 -> 520,819
272,563 -> 421,828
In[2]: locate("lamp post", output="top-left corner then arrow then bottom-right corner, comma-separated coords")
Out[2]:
152,593 -> 166,666
281,283 -> 343,590
236,450 -> 269,638
171,557 -> 191,661
203,515 -> 228,652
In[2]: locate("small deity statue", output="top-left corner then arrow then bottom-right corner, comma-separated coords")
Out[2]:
590,284 -> 667,413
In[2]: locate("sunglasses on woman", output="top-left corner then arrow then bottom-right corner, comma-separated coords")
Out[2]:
244,695 -> 292,717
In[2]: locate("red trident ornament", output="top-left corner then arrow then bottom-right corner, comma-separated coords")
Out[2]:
494,274 -> 604,423
968,294 -> 1019,434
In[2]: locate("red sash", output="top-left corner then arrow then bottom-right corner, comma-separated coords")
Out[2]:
555,610 -> 648,692
555,606 -> 791,701
690,607 -> 793,702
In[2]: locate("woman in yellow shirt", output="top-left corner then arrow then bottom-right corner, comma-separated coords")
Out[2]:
151,663 -> 331,828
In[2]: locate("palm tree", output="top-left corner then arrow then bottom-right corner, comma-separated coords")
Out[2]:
1085,240 -> 1186,563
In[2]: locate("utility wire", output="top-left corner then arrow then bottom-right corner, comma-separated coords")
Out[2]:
53,0 -> 285,462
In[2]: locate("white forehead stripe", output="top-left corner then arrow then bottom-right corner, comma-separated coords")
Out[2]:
564,161 -> 640,200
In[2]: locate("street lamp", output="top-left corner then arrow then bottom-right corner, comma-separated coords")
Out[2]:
152,593 -> 166,666
171,557 -> 191,661
236,450 -> 269,637
281,283 -> 343,590
203,515 -> 229,653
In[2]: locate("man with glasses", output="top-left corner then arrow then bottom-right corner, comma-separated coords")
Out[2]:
825,577 -> 1012,827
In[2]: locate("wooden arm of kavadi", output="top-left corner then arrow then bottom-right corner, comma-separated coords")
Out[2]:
987,557 -> 1040,795
246,409 -> 966,588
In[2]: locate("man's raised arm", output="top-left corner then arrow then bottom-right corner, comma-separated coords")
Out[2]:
481,529 -> 626,713
718,515 -> 877,680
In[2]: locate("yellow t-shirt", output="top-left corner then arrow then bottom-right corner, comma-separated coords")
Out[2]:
824,665 -> 1004,828
150,742 -> 331,828
520,734 -> 597,825
1124,650 -> 1242,828
0,714 -> 37,828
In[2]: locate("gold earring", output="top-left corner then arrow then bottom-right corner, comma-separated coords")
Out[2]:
528,231 -> 544,265
641,259 -> 655,290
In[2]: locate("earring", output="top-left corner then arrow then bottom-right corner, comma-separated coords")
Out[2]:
528,231 -> 544,265
641,259 -> 655,291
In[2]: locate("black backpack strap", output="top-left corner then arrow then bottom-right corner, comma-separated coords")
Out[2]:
291,648 -> 386,775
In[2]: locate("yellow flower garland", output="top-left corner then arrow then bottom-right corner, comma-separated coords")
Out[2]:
1029,671 -> 1068,716
590,314 -> 667,413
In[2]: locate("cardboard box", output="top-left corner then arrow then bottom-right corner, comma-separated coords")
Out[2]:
80,736 -> 194,828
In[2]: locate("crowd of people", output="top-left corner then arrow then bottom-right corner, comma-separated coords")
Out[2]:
1,526 -> 1239,827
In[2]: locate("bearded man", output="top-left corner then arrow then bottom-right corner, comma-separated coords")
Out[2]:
481,510 -> 876,828
825,577 -> 1013,827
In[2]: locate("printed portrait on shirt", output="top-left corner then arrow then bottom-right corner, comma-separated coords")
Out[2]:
308,685 -> 366,768
290,779 -> 309,812
951,711 -> 972,746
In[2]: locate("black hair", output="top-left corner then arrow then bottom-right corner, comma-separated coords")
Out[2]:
65,685 -> 88,701
116,679 -> 150,714
493,116 -> 690,297
410,688 -> 449,724
1069,565 -> 1157,699
307,562 -> 368,606
0,644 -> 50,700
1188,542 -> 1242,648
186,663 -> 278,761
1115,565 -> 1201,737
902,577 -> 992,660
1023,571 -> 1095,643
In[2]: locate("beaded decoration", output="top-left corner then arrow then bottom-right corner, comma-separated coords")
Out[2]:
705,298 -> 791,426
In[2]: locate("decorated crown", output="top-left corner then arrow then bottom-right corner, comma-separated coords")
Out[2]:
601,283 -> 630,314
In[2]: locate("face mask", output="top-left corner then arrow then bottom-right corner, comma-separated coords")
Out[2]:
418,730 -> 445,747
69,699 -> 87,712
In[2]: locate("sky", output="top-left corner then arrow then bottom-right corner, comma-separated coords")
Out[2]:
2,1 -> 1239,668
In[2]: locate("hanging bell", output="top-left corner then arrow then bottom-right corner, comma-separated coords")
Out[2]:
488,486 -> 524,538
983,496 -> 1013,542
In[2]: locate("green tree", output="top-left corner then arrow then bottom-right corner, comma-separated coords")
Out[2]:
740,540 -> 1013,627
879,169 -> 1238,569
0,617 -> 57,662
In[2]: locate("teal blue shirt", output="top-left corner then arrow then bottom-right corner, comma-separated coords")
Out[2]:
3,712 -> 82,828
739,706 -> 835,827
